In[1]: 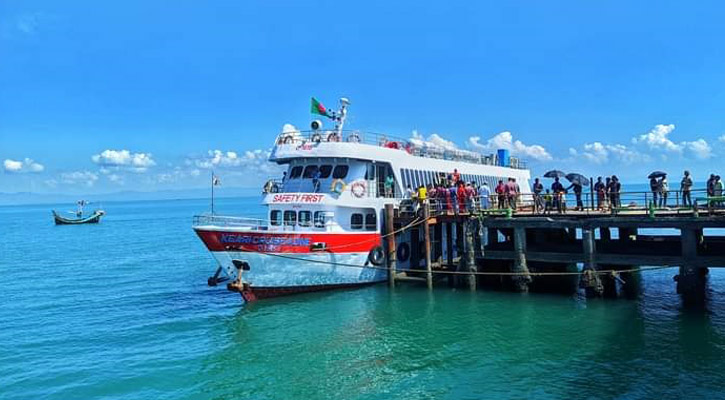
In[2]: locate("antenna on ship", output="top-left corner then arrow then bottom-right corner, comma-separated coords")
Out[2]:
334,97 -> 350,136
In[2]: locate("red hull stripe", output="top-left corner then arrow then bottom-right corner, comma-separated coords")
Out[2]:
195,230 -> 382,253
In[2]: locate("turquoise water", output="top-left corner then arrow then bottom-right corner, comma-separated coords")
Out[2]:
1,198 -> 725,400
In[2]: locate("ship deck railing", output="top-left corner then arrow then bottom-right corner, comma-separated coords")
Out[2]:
193,214 -> 270,230
274,129 -> 527,170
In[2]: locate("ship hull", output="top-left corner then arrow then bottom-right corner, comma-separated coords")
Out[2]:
195,229 -> 387,299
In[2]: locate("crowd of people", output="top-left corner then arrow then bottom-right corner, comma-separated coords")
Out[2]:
404,168 -> 724,215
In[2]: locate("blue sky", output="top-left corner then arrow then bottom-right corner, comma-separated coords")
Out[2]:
1,0 -> 724,195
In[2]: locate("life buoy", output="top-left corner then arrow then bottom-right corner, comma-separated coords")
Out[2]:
347,132 -> 361,143
283,136 -> 294,144
351,181 -> 366,198
331,179 -> 346,194
327,133 -> 340,142
311,133 -> 322,143
368,246 -> 385,266
397,242 -> 410,262
386,141 -> 400,150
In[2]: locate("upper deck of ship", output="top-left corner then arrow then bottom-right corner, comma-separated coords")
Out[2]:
269,129 -> 528,171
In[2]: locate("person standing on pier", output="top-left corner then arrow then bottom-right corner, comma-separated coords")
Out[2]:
457,182 -> 468,213
452,169 -> 461,185
659,176 -> 669,208
449,184 -> 458,214
707,174 -> 716,197
594,177 -> 605,210
611,175 -> 622,208
604,177 -> 612,210
532,178 -> 544,213
551,177 -> 564,213
650,176 -> 660,207
465,182 -> 476,211
567,181 -> 584,211
495,180 -> 506,209
479,182 -> 491,210
716,176 -> 723,206
681,171 -> 693,207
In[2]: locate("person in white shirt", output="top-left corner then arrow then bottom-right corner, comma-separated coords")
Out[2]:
478,182 -> 491,210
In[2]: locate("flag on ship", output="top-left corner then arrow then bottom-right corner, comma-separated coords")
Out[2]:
311,97 -> 332,118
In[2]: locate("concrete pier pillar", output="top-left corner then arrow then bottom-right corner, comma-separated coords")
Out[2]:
423,205 -> 433,290
384,204 -> 397,288
512,227 -> 532,292
676,228 -> 707,305
465,219 -> 477,291
580,228 -> 604,297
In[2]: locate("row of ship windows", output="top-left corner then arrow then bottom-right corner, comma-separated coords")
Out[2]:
288,165 -> 349,180
400,168 -> 505,189
270,210 -> 376,230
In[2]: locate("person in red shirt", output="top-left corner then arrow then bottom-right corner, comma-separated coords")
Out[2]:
457,182 -> 467,213
495,180 -> 506,209
465,182 -> 477,211
452,169 -> 461,185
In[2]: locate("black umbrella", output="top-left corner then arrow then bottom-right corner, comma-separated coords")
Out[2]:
648,171 -> 667,179
544,170 -> 565,179
565,173 -> 590,186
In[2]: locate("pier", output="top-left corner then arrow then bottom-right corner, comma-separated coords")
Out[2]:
385,195 -> 725,305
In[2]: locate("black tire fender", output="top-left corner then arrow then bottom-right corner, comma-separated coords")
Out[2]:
368,246 -> 385,266
397,242 -> 410,262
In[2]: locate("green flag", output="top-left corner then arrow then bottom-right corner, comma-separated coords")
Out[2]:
311,97 -> 331,117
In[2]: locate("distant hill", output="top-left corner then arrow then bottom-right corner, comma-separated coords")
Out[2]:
0,187 -> 261,206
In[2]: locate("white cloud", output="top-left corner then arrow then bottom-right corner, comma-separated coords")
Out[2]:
91,149 -> 156,172
3,158 -> 44,173
61,171 -> 99,187
571,142 -> 647,165
718,135 -> 725,143
468,131 -> 552,161
632,124 -> 679,152
682,139 -> 711,160
409,131 -> 459,151
191,149 -> 272,171
631,124 -> 712,159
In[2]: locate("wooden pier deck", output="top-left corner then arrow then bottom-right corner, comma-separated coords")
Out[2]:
386,203 -> 725,305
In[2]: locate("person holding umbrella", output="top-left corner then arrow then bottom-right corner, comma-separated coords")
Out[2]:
565,173 -> 588,211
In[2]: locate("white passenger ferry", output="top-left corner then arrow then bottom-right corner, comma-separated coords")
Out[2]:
193,98 -> 531,301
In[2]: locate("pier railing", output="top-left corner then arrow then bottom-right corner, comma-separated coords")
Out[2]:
275,129 -> 527,169
404,188 -> 723,217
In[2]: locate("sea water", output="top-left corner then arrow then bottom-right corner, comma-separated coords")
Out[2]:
1,197 -> 724,400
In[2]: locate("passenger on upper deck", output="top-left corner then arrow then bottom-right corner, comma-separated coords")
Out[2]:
384,174 -> 394,197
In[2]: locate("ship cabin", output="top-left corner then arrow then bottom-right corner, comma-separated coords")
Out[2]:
260,129 -> 530,235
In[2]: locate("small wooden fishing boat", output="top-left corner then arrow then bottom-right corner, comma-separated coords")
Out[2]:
52,200 -> 105,225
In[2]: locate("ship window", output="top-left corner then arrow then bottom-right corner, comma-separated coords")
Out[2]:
270,210 -> 282,226
299,211 -> 312,227
365,213 -> 376,231
319,165 -> 333,178
289,166 -> 303,179
332,165 -> 349,179
314,211 -> 333,228
303,165 -> 318,178
350,213 -> 363,230
284,210 -> 297,226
